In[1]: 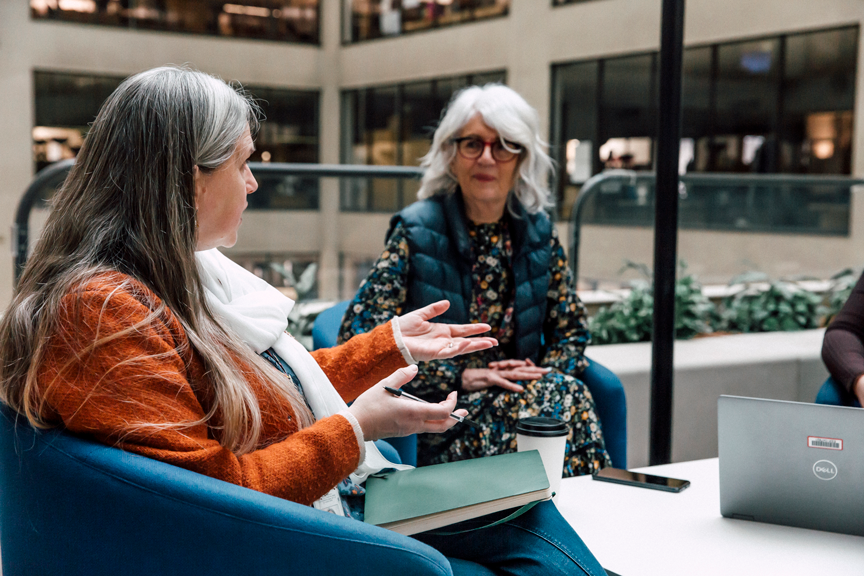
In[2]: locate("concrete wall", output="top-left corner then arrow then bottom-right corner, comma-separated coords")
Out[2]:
3,0 -> 864,306
586,329 -> 829,468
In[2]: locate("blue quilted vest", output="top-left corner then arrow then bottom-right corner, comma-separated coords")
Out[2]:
388,190 -> 552,362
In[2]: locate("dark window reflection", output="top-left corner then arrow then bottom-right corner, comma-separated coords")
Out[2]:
711,39 -> 780,172
33,71 -> 123,173
345,0 -> 508,43
781,27 -> 857,175
341,70 -> 505,212
599,54 -> 657,171
31,0 -> 319,44
246,85 -> 320,210
551,25 -> 859,220
681,46 -> 713,172
550,61 -> 597,214
33,71 -> 320,210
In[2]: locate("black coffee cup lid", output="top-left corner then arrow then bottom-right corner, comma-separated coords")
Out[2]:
516,416 -> 569,437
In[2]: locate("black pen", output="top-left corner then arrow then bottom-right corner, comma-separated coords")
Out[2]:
384,386 -> 481,428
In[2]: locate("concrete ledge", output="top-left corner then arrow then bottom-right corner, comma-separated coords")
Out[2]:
586,329 -> 828,468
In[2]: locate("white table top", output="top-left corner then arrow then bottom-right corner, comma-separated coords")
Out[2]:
556,458 -> 864,576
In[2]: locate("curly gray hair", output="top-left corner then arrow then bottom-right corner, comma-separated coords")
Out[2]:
417,84 -> 554,213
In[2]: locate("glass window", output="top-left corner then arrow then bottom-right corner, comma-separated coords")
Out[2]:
33,71 -> 123,173
33,71 -> 320,209
781,27 -> 858,174
30,0 -> 319,44
249,86 -> 319,165
599,54 -> 657,170
550,54 -> 657,220
341,70 -> 506,212
551,25 -> 859,220
712,38 -> 781,172
550,61 -> 597,218
344,0 -> 508,43
246,86 -> 320,210
400,80 -> 438,202
340,86 -> 400,212
681,46 -> 712,172
401,81 -> 438,168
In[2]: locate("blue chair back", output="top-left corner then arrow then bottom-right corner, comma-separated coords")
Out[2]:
313,301 -> 628,469
581,359 -> 627,468
312,300 -> 351,350
815,376 -> 862,408
0,406 -> 453,576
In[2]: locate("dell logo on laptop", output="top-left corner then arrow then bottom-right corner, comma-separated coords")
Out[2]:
813,460 -> 838,480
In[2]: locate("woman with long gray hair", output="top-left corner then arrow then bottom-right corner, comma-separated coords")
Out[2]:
340,84 -> 611,477
0,67 -> 607,575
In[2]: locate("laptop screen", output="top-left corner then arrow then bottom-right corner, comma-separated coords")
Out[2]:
717,395 -> 864,537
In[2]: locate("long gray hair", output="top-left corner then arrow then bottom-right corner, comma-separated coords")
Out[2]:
0,66 -> 314,454
417,84 -> 554,213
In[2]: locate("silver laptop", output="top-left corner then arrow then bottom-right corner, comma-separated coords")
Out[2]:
718,395 -> 864,537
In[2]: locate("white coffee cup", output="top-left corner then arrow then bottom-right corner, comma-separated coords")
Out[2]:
516,417 -> 569,502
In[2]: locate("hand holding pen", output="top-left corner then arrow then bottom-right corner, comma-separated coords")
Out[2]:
384,386 -> 481,428
349,365 -> 472,441
347,301 -> 495,441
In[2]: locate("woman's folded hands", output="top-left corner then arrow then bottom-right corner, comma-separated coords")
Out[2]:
461,359 -> 551,393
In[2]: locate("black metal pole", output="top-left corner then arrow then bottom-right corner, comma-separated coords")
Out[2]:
650,0 -> 686,466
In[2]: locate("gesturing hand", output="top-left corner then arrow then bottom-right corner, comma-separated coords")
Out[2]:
398,301 -> 498,362
462,359 -> 550,393
348,365 -> 469,441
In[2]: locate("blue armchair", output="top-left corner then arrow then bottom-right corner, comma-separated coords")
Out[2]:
0,406 -> 458,576
815,376 -> 862,408
579,358 -> 627,468
312,300 -> 352,351
313,301 -> 628,468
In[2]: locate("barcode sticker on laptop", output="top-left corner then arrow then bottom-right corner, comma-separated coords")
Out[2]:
808,436 -> 843,450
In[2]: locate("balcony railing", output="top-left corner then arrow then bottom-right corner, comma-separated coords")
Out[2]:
15,160 -> 423,284
569,170 -> 864,280
19,161 -> 864,289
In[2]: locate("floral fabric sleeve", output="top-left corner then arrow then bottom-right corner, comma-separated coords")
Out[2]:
411,357 -> 466,400
539,227 -> 591,377
337,223 -> 410,345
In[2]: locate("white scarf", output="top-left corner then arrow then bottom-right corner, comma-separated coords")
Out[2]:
195,249 -> 411,493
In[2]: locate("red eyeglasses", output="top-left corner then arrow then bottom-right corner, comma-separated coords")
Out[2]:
451,137 -> 524,163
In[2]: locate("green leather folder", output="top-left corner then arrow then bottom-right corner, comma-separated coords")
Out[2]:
364,450 -> 552,535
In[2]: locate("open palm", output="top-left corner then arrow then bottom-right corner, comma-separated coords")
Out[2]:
398,301 -> 497,362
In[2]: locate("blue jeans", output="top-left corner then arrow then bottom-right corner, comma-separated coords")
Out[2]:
413,500 -> 606,576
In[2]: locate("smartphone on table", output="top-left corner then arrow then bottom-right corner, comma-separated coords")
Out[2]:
592,467 -> 690,493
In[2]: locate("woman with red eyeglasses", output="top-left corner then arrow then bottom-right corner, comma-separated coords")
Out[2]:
339,84 -> 611,480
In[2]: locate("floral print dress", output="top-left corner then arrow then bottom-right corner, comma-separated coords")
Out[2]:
338,218 -> 611,477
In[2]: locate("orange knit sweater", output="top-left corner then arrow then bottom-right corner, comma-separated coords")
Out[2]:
37,273 -> 407,506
